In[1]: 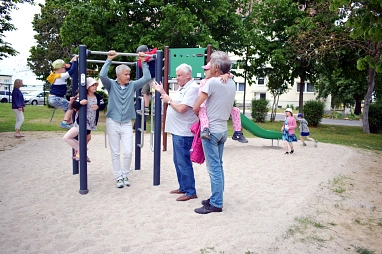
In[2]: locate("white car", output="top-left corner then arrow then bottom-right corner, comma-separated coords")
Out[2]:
0,90 -> 12,103
24,91 -> 49,105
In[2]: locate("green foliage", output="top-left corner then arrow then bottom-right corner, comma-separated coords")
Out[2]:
27,0 -> 72,82
251,98 -> 269,123
0,0 -> 34,59
303,100 -> 325,127
352,245 -> 375,254
28,0 -> 245,81
368,103 -> 382,133
330,0 -> 382,133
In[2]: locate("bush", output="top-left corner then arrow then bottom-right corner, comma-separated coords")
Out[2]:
251,98 -> 269,123
303,100 -> 325,127
369,103 -> 382,133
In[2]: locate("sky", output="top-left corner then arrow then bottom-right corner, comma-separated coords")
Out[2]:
0,1 -> 45,86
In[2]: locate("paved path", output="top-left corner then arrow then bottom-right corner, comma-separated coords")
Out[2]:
243,112 -> 363,127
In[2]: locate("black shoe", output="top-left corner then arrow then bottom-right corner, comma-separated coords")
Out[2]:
285,152 -> 289,154
200,128 -> 211,140
232,132 -> 248,143
194,203 -> 223,214
201,199 -> 210,206
290,150 -> 294,154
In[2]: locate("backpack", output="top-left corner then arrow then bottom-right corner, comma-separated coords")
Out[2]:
190,121 -> 205,164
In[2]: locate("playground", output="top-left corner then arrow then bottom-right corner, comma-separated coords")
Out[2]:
1,131 -> 381,253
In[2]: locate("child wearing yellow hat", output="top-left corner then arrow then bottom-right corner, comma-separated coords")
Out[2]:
47,55 -> 78,129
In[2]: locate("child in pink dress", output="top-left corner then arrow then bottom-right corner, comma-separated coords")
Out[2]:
199,63 -> 248,143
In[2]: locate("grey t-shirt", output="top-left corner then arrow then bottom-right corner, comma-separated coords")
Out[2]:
165,80 -> 199,136
201,77 -> 236,132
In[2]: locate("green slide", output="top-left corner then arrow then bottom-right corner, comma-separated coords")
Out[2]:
240,113 -> 282,140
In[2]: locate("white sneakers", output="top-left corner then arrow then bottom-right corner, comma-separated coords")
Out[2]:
123,177 -> 130,187
116,177 -> 130,188
116,179 -> 124,188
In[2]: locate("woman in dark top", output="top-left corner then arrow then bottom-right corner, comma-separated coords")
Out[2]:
11,79 -> 25,138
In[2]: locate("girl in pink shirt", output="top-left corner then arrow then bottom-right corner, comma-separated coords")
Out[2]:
198,63 -> 248,143
281,108 -> 297,154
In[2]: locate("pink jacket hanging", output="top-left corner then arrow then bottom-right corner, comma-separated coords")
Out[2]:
190,121 -> 205,164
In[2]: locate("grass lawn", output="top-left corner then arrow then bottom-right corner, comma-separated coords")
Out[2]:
1,103 -> 382,151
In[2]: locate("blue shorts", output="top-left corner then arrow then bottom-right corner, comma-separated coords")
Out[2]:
301,132 -> 310,137
48,96 -> 69,112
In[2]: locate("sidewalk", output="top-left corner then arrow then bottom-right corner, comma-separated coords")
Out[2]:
243,112 -> 363,127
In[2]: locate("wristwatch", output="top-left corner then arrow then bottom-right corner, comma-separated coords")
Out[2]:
168,100 -> 172,105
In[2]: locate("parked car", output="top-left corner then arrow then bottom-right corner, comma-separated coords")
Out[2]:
0,90 -> 12,103
24,91 -> 49,105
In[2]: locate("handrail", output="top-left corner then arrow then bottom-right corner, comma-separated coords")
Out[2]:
86,59 -> 136,65
87,50 -> 156,59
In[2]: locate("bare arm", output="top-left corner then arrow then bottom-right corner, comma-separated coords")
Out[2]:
160,94 -> 189,113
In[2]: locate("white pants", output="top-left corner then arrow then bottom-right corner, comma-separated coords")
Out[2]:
12,109 -> 24,130
106,118 -> 133,181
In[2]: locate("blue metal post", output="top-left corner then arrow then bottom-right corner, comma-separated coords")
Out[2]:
153,50 -> 163,186
71,64 -> 79,175
135,65 -> 142,170
78,45 -> 88,195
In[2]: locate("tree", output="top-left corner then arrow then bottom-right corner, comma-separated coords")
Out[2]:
28,0 -> 245,80
284,0 -> 351,112
242,0 -> 318,113
0,0 -> 34,60
330,0 -> 382,133
267,69 -> 291,122
27,0 -> 72,84
315,48 -> 368,115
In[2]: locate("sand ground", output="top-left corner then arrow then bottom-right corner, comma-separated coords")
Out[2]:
0,131 -> 381,254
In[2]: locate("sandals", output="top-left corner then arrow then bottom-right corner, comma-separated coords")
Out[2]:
14,133 -> 25,138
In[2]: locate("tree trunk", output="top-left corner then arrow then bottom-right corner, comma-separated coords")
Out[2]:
270,93 -> 280,122
354,98 -> 362,115
363,66 -> 376,133
299,58 -> 306,113
362,40 -> 380,133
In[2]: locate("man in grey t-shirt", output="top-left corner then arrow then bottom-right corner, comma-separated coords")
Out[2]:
153,63 -> 199,202
193,51 -> 236,214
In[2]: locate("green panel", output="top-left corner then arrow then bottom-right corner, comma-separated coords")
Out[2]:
169,48 -> 206,78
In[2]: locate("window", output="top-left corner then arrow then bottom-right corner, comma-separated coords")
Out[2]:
296,82 -> 314,93
237,83 -> 245,91
257,77 -> 265,85
260,93 -> 266,99
307,83 -> 314,92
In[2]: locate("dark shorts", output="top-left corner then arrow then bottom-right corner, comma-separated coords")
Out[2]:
87,130 -> 91,135
301,132 -> 310,137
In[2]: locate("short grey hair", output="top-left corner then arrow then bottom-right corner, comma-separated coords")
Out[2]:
210,51 -> 231,74
176,63 -> 192,75
115,64 -> 131,75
